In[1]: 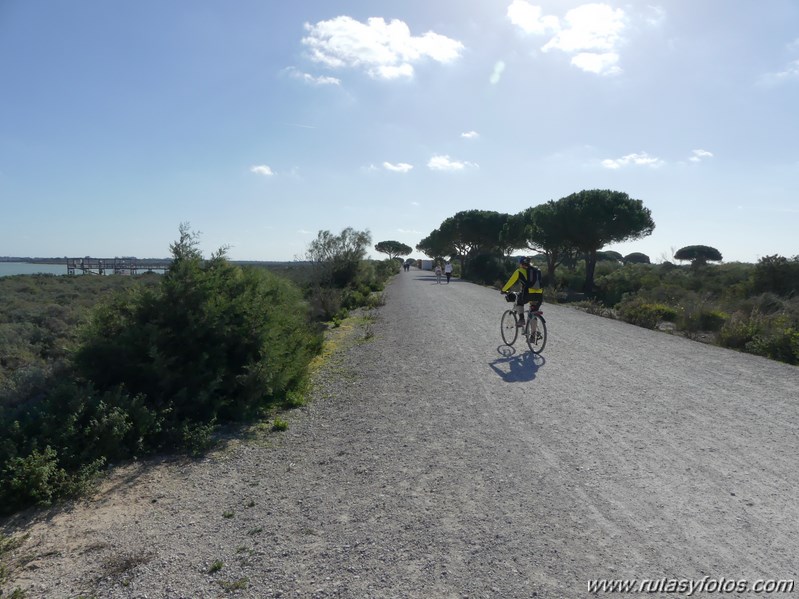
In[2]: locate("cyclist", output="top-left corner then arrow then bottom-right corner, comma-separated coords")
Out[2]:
501,256 -> 543,328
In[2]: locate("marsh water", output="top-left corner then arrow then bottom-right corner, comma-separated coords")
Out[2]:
0,262 -> 67,277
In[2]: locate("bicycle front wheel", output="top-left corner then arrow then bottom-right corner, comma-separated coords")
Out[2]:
501,310 -> 519,345
525,314 -> 547,354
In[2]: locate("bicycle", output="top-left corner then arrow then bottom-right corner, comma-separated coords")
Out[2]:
500,292 -> 547,354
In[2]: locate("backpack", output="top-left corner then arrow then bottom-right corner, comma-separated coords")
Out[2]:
525,266 -> 542,290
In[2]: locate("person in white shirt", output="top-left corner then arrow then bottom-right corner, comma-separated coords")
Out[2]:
444,261 -> 453,284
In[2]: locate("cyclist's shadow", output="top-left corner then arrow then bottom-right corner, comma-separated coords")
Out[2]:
489,345 -> 545,382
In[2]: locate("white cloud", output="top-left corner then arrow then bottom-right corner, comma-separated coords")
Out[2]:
302,16 -> 464,80
777,60 -> 799,78
398,228 -> 422,234
543,4 -> 625,53
508,2 -> 627,76
250,165 -> 274,176
285,67 -> 341,86
383,161 -> 414,173
373,63 -> 415,80
571,52 -> 620,75
689,149 -> 714,162
761,59 -> 799,85
427,155 -> 478,171
601,152 -> 664,169
461,131 -> 480,139
507,0 -> 559,35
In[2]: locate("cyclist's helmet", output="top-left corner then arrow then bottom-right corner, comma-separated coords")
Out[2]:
519,256 -> 531,266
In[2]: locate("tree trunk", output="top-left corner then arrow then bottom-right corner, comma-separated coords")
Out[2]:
546,251 -> 558,287
583,250 -> 598,294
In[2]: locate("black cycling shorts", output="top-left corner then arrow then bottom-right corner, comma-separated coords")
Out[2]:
517,291 -> 543,310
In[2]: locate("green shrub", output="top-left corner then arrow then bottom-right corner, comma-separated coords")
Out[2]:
678,309 -> 727,335
180,421 -> 216,456
746,292 -> 785,316
593,260 -> 623,278
692,262 -> 754,298
595,264 -> 651,306
374,258 -> 400,282
364,291 -> 385,309
717,308 -> 798,364
304,258 -> 395,320
1,227 -> 324,516
699,310 -> 728,331
746,328 -> 799,364
557,269 -> 586,293
343,287 -> 368,310
304,227 -> 372,289
0,444 -> 104,512
754,255 -> 799,297
0,379 -> 162,513
0,273 -> 158,396
617,298 -> 678,328
718,314 -> 760,350
673,293 -> 729,334
309,286 -> 343,321
4,446 -> 68,507
572,299 -> 614,318
76,234 -> 321,436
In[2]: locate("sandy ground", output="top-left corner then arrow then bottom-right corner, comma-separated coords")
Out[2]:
2,269 -> 798,598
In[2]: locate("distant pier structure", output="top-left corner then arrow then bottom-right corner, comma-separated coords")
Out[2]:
66,257 -> 172,275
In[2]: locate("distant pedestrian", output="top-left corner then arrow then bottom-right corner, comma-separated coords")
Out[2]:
434,264 -> 442,284
444,261 -> 453,284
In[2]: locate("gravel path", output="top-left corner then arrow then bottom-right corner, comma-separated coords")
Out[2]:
2,269 -> 799,598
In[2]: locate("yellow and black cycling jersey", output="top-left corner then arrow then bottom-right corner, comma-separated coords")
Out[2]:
502,265 -> 543,295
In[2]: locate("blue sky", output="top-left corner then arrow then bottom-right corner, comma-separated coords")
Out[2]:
1,1 -> 797,263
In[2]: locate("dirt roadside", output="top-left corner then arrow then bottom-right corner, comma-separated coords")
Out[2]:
2,270 -> 798,598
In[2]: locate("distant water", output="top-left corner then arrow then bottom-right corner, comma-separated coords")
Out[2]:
0,262 -> 68,277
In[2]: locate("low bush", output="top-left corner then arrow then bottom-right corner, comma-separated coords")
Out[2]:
617,297 -> 678,329
746,327 -> 799,364
0,227 -> 323,514
696,310 -> 728,332
75,235 -> 321,435
308,286 -> 344,322
572,298 -> 615,318
716,309 -> 798,364
754,255 -> 799,296
739,292 -> 786,316
718,313 -> 761,350
0,274 -> 157,395
373,258 -> 400,283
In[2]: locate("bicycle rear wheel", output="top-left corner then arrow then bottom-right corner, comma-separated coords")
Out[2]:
501,310 -> 519,345
525,314 -> 547,354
